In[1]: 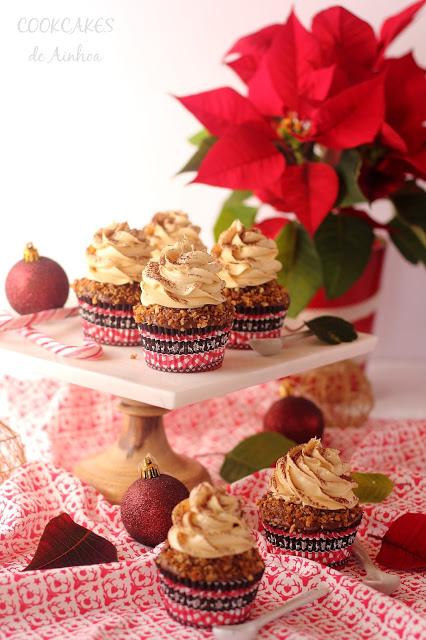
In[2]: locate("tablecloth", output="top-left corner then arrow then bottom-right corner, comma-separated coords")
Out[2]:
0,376 -> 425,639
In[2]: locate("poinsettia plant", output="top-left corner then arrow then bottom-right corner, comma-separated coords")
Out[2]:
177,2 -> 426,315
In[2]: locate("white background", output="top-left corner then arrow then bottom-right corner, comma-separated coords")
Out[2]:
0,0 -> 424,359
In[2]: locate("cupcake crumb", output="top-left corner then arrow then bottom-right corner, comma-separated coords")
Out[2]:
156,545 -> 264,583
258,492 -> 363,532
133,301 -> 235,330
223,279 -> 289,309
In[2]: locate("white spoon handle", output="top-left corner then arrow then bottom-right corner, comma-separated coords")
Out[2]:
352,539 -> 382,578
282,328 -> 312,342
253,586 -> 329,630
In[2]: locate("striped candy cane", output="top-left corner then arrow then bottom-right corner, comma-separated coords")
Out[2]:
0,307 -> 103,360
0,307 -> 79,332
19,326 -> 103,360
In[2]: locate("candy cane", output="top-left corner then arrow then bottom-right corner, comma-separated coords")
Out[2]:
0,307 -> 79,333
19,326 -> 103,360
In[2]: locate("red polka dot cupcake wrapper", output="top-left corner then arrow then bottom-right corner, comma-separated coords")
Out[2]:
137,324 -> 232,373
228,307 -> 287,350
261,519 -> 361,566
78,297 -> 141,346
158,569 -> 263,629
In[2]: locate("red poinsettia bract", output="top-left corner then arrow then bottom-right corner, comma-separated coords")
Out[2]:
177,2 -> 426,234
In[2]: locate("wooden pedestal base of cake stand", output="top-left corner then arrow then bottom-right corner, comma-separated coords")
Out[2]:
73,398 -> 211,504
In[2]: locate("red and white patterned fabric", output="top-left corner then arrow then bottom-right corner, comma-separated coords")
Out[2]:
0,377 -> 426,639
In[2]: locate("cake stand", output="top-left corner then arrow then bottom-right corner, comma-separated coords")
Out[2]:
0,316 -> 377,503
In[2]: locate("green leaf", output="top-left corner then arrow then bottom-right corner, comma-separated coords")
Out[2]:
388,215 -> 426,265
336,150 -> 368,207
315,212 -> 374,299
352,472 -> 394,504
391,182 -> 426,231
188,128 -> 210,146
305,315 -> 357,344
276,222 -> 322,317
213,191 -> 257,241
220,432 -> 296,484
178,135 -> 217,174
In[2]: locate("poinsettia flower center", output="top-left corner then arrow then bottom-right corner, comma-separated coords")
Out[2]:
277,112 -> 311,138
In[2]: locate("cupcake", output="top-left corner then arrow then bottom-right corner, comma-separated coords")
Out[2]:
144,210 -> 206,260
134,240 -> 235,372
212,220 -> 290,349
258,438 -> 362,566
72,222 -> 151,346
156,482 -> 265,629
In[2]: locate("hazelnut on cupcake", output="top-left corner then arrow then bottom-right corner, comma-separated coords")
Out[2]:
144,210 -> 206,259
72,222 -> 151,346
133,240 -> 235,372
212,220 -> 290,349
258,438 -> 362,566
156,482 -> 265,629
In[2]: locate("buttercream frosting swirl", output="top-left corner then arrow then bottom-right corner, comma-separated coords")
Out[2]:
270,438 -> 359,510
144,210 -> 206,259
168,482 -> 256,558
87,222 -> 151,285
212,220 -> 282,288
140,241 -> 225,308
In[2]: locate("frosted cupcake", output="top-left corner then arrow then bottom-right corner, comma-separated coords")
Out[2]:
258,438 -> 362,565
212,220 -> 289,349
72,222 -> 151,345
156,482 -> 264,629
133,240 -> 235,372
144,210 -> 206,260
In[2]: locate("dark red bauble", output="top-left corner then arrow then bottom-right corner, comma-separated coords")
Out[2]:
121,456 -> 189,547
5,244 -> 69,314
263,396 -> 324,444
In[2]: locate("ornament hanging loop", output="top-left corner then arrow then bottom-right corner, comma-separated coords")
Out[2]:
140,453 -> 160,479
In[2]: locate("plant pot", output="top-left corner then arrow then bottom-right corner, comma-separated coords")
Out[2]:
302,241 -> 386,333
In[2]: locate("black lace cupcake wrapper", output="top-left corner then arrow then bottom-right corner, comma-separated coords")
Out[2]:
157,567 -> 263,628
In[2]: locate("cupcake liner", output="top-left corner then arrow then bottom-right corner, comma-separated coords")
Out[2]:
138,324 -> 231,373
158,568 -> 263,629
78,297 -> 141,346
228,306 -> 287,350
261,519 -> 361,566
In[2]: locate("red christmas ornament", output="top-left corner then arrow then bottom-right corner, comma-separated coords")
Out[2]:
120,454 -> 189,547
263,396 -> 324,444
5,243 -> 69,314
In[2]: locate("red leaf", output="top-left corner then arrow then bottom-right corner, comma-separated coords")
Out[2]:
376,513 -> 426,570
359,158 -> 405,201
258,163 -> 338,233
311,75 -> 385,148
267,12 -> 321,112
255,217 -> 289,239
226,57 -> 258,85
194,122 -> 285,190
383,54 -> 426,151
406,146 -> 426,176
24,513 -> 118,571
248,55 -> 284,116
224,24 -> 281,83
378,0 -> 426,57
302,65 -> 336,103
312,6 -> 378,68
380,123 -> 408,154
176,88 -> 263,137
